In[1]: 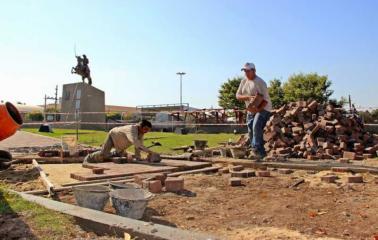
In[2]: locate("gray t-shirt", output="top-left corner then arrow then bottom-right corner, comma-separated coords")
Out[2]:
236,75 -> 272,111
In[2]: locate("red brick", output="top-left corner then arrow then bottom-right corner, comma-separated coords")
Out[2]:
142,179 -> 162,193
364,147 -> 376,154
308,100 -> 318,111
229,165 -> 244,172
229,177 -> 242,187
151,173 -> 167,185
347,175 -> 363,183
134,174 -> 154,186
303,122 -> 314,130
92,168 -> 104,174
276,147 -> 291,154
343,151 -> 357,160
325,149 -> 334,155
321,175 -> 338,183
278,169 -> 293,174
363,153 -> 373,159
165,177 -> 184,192
307,155 -> 319,160
292,127 -> 304,134
231,170 -> 255,178
339,158 -> 350,164
332,167 -> 351,173
323,142 -> 334,149
218,167 -> 230,174
257,171 -> 270,177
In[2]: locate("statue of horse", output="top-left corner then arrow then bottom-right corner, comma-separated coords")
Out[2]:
71,55 -> 92,85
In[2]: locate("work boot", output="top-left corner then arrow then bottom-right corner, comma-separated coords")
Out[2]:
248,149 -> 264,162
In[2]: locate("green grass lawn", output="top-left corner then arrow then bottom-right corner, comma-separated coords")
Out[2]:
23,128 -> 241,154
0,185 -> 79,239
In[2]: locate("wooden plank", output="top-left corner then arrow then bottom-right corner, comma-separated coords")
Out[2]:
24,178 -> 136,195
198,157 -> 378,175
32,159 -> 55,196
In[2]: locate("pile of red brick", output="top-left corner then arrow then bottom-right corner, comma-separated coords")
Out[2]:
263,100 -> 378,160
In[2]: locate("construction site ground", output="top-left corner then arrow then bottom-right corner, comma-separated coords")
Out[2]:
4,163 -> 377,240
1,131 -> 378,240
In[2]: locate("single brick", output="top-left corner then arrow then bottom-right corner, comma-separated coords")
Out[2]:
322,142 -> 333,149
257,171 -> 270,177
165,177 -> 184,192
331,167 -> 351,173
151,173 -> 167,185
278,169 -> 293,174
347,175 -> 363,183
339,158 -> 350,164
325,149 -> 334,155
218,167 -> 230,174
148,180 -> 162,193
257,165 -> 268,171
229,165 -> 244,172
307,155 -> 319,160
92,168 -> 104,174
343,151 -> 357,160
229,177 -> 242,187
134,174 -> 152,186
231,170 -> 255,178
321,175 -> 338,183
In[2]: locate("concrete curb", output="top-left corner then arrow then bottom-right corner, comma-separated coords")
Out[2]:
12,191 -> 221,240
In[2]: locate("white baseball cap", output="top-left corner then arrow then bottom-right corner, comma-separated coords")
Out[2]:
241,62 -> 256,71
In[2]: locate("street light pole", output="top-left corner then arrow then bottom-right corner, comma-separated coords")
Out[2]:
176,72 -> 186,110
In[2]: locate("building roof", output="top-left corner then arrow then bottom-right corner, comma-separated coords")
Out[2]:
14,104 -> 44,113
105,105 -> 139,113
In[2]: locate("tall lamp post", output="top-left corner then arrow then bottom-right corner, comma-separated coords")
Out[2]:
176,72 -> 186,110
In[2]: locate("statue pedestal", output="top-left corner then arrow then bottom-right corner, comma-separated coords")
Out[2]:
61,82 -> 105,130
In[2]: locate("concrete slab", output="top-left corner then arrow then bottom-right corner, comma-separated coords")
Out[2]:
14,191 -> 221,240
0,131 -> 60,150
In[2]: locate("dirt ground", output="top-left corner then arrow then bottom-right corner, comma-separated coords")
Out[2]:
4,161 -> 378,240
144,171 -> 378,240
54,168 -> 378,240
0,164 -> 45,192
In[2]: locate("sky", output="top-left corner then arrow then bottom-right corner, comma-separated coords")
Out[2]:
0,0 -> 377,109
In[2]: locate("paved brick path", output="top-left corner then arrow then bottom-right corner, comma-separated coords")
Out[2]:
0,131 -> 61,150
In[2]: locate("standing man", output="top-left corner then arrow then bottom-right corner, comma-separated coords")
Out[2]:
83,120 -> 158,164
236,62 -> 272,160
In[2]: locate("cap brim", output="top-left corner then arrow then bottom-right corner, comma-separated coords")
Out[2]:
241,68 -> 253,71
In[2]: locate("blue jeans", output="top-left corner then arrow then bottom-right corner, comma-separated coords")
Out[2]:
246,110 -> 271,157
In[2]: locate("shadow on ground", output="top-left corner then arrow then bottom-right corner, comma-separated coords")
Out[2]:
0,191 -> 38,239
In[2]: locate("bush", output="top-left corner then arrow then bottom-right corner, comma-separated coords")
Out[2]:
26,111 -> 44,121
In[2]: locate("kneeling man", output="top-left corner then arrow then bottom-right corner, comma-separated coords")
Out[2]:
84,120 -> 158,163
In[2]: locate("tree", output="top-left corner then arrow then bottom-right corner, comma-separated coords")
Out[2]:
283,73 -> 333,103
106,112 -> 122,121
371,109 -> 378,122
26,111 -> 44,121
268,79 -> 286,109
218,76 -> 245,109
359,111 -> 374,123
